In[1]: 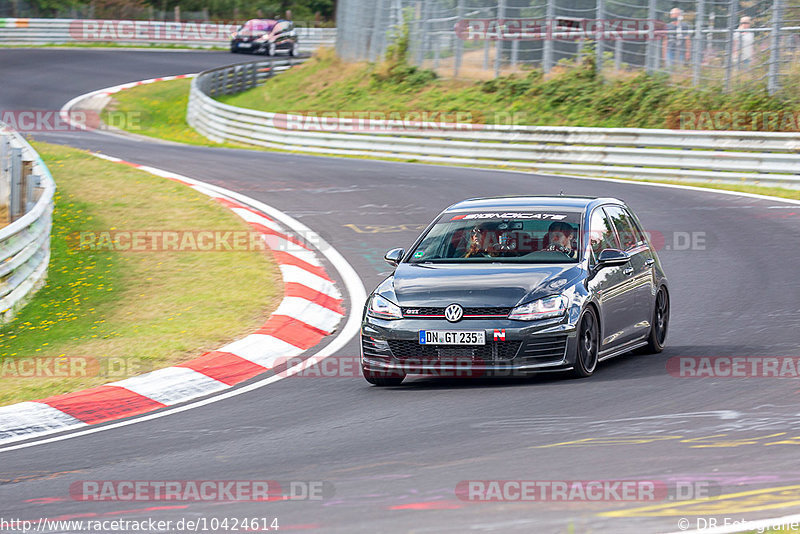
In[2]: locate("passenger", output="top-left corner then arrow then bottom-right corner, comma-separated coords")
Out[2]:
543,221 -> 577,258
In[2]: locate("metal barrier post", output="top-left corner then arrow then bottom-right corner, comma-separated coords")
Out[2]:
767,0 -> 782,95
495,0 -> 505,77
596,0 -> 605,71
692,0 -> 705,86
454,0 -> 464,77
645,0 -> 656,73
9,147 -> 22,222
543,0 -> 555,73
723,0 -> 739,91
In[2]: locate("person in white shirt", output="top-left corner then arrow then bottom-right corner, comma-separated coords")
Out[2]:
733,16 -> 755,69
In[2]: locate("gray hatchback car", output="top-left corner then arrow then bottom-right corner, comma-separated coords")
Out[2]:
360,196 -> 669,386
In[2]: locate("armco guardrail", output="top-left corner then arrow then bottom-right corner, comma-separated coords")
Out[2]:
187,60 -> 800,188
0,123 -> 55,322
0,18 -> 335,49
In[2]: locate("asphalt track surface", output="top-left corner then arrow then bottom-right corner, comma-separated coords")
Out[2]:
1,49 -> 799,533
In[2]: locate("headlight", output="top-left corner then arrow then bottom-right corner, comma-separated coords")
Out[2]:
368,294 -> 403,320
508,295 -> 568,321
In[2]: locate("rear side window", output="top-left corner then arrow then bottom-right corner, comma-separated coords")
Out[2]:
588,208 -> 619,260
604,205 -> 646,251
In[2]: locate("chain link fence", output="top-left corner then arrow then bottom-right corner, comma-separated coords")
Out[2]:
336,0 -> 800,93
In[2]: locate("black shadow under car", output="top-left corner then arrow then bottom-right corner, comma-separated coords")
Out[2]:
360,196 -> 670,386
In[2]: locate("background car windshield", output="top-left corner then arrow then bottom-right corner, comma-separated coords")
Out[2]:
245,20 -> 275,33
409,211 -> 582,263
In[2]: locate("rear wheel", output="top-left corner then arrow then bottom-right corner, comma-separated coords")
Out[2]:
642,287 -> 669,353
571,307 -> 599,378
363,366 -> 405,387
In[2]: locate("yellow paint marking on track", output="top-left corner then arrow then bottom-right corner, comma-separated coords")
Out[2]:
531,436 -> 685,448
680,432 -> 787,448
600,485 -> 800,517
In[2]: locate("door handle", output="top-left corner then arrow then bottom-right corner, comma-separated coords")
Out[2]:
644,258 -> 655,267
623,267 -> 634,276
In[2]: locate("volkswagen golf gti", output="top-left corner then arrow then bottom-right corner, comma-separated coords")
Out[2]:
360,196 -> 669,386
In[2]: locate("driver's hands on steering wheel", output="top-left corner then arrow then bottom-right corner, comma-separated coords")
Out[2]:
545,244 -> 575,257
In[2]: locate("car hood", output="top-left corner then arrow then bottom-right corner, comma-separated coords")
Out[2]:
387,262 -> 582,308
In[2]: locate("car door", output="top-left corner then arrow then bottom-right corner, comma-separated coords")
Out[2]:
604,205 -> 654,343
586,207 -> 634,352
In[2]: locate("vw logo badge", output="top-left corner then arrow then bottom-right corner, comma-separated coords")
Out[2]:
444,304 -> 463,323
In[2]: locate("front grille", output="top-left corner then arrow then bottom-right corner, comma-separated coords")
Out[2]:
387,340 -> 522,362
401,307 -> 512,318
518,336 -> 568,365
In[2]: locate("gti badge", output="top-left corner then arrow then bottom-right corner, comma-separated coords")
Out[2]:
444,304 -> 463,323
493,329 -> 506,341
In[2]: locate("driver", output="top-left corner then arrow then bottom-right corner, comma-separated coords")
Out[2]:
543,221 -> 576,258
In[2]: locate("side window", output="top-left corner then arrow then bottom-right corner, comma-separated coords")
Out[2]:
604,206 -> 643,251
588,208 -> 620,261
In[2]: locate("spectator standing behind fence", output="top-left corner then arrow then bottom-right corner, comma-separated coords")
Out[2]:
663,7 -> 691,67
732,16 -> 755,69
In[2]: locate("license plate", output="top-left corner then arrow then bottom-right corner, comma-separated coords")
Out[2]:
419,330 -> 485,345
238,42 -> 252,48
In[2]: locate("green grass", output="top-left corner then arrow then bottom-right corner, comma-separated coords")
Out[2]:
103,50 -> 800,203
219,49 -> 800,130
0,142 -> 282,406
103,78 -> 218,145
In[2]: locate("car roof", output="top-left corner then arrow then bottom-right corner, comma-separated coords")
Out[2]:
444,196 -> 624,212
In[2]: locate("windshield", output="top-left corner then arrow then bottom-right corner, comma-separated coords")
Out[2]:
243,20 -> 275,33
408,210 -> 582,263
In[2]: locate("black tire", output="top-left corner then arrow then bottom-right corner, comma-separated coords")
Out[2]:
643,287 -> 669,354
267,42 -> 276,56
571,307 -> 599,378
290,43 -> 299,57
363,366 -> 405,386
230,45 -> 239,53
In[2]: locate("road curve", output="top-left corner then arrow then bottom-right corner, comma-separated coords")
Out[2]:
1,49 -> 799,533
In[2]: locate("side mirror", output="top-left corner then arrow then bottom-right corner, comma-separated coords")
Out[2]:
596,248 -> 630,267
384,248 -> 405,267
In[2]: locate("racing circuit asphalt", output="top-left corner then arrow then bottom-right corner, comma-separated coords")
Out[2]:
1,49 -> 799,533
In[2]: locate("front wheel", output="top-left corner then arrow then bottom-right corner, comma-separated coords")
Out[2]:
642,287 -> 669,353
571,307 -> 599,378
267,42 -> 277,56
290,43 -> 299,56
363,366 -> 405,386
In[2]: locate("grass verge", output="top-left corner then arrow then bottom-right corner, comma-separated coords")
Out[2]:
219,49 -> 799,130
0,142 -> 282,406
102,51 -> 800,203
103,78 -> 218,146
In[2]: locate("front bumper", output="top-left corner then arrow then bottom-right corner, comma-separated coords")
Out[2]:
361,316 -> 578,377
